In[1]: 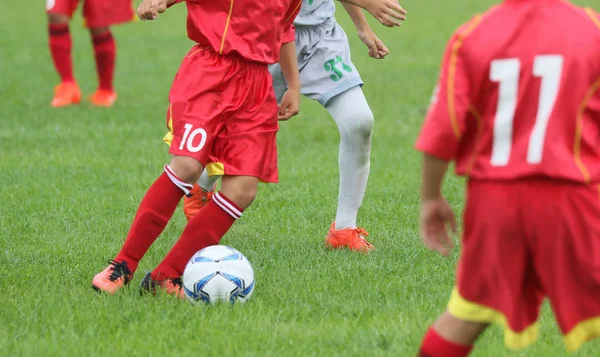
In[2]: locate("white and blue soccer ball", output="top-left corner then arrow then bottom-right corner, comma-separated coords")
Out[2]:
182,245 -> 255,305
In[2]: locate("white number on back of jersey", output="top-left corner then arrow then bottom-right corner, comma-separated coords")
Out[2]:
489,55 -> 564,166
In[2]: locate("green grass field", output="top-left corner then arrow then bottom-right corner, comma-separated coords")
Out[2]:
2,0 -> 600,356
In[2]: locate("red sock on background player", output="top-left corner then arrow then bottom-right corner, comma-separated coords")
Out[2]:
48,23 -> 74,83
91,30 -> 116,92
114,165 -> 193,273
151,192 -> 242,280
418,327 -> 472,357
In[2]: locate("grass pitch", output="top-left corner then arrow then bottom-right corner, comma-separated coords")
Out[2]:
1,0 -> 599,356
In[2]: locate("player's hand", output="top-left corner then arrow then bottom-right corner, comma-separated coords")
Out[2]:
137,0 -> 169,21
420,197 -> 457,257
357,28 -> 389,59
362,0 -> 406,27
278,87 -> 300,121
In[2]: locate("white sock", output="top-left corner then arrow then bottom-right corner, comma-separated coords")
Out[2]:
325,86 -> 373,230
197,168 -> 220,192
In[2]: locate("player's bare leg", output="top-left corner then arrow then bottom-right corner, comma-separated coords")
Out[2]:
148,175 -> 257,296
88,26 -> 118,107
324,87 -> 374,253
418,311 -> 488,357
47,13 -> 80,107
183,169 -> 220,221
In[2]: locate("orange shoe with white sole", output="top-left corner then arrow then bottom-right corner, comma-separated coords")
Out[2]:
183,183 -> 216,221
89,89 -> 117,107
325,222 -> 374,253
139,272 -> 185,299
92,260 -> 132,294
51,82 -> 81,107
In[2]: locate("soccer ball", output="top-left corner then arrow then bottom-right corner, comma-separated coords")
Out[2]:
182,245 -> 255,305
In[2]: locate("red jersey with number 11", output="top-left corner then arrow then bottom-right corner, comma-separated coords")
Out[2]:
415,0 -> 600,184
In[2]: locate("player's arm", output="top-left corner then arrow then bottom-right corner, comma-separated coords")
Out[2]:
419,153 -> 456,257
337,0 -> 406,27
277,33 -> 300,121
137,0 -> 178,21
341,3 -> 389,59
415,28 -> 472,257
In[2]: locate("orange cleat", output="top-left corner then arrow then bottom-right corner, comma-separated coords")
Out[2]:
139,272 -> 185,299
183,183 -> 216,221
51,82 -> 81,107
325,222 -> 374,253
92,260 -> 132,294
89,89 -> 117,107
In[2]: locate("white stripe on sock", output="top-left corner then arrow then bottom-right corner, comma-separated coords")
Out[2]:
214,192 -> 242,217
163,164 -> 194,195
213,192 -> 241,219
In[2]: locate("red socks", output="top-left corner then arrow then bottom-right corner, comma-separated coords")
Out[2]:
151,192 -> 242,280
48,24 -> 74,83
91,31 -> 116,91
115,167 -> 192,273
419,327 -> 472,357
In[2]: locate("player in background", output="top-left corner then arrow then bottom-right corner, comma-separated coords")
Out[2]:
415,0 -> 600,356
184,0 -> 407,253
46,0 -> 133,107
91,0 -> 302,296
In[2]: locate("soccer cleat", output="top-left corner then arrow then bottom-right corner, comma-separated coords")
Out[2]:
89,89 -> 117,107
139,272 -> 185,299
325,222 -> 374,253
183,183 -> 216,221
92,260 -> 133,294
51,82 -> 81,107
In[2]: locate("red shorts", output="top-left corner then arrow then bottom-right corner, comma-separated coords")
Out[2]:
448,180 -> 600,352
164,45 -> 279,183
46,0 -> 134,28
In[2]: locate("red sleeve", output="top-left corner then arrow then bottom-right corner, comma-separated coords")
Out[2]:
414,22 -> 476,161
282,24 -> 295,44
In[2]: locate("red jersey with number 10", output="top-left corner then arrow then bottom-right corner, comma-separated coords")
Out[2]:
415,0 -> 600,184
171,0 -> 301,64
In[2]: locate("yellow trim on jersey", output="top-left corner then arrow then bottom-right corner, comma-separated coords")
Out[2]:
574,79 -> 600,183
447,15 -> 482,139
219,0 -> 235,54
563,316 -> 600,352
164,104 -> 174,146
206,162 -> 225,176
465,105 -> 482,175
285,0 -> 303,22
448,287 -> 540,350
585,7 -> 600,29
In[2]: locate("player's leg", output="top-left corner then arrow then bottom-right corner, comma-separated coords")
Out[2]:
301,19 -> 373,252
529,182 -> 600,352
92,155 -> 200,294
46,0 -> 80,107
324,86 -> 374,252
88,26 -> 117,107
418,311 -> 486,357
147,174 -> 257,298
82,0 -> 134,106
418,181 -> 545,356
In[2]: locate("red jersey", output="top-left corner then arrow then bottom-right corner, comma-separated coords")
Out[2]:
171,0 -> 300,64
416,0 -> 600,184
